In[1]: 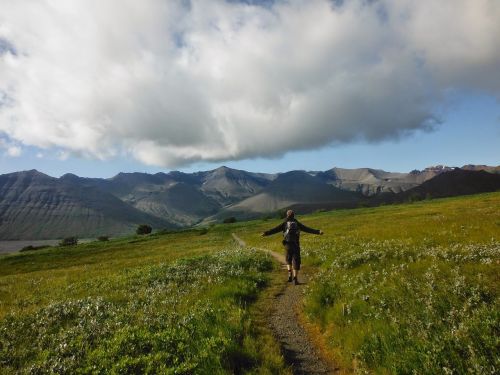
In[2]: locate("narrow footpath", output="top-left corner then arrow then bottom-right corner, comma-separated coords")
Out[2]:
232,234 -> 336,375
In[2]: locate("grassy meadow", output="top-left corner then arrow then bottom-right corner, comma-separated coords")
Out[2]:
0,227 -> 287,374
1,192 -> 499,373
238,192 -> 500,374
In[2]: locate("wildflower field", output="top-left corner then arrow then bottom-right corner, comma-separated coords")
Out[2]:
1,192 -> 499,374
240,192 -> 500,374
0,228 -> 287,374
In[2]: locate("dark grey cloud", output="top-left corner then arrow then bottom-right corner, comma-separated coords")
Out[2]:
0,0 -> 499,167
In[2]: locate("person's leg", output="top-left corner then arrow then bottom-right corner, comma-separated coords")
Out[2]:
290,244 -> 301,284
285,244 -> 293,282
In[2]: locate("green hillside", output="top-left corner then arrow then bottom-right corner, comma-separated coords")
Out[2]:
1,192 -> 499,373
237,192 -> 500,373
0,229 -> 287,374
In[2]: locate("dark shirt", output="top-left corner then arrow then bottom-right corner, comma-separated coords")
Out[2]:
263,218 -> 320,246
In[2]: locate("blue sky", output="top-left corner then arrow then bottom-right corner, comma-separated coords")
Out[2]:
0,0 -> 499,178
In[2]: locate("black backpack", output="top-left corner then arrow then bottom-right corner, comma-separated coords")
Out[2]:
283,221 -> 300,243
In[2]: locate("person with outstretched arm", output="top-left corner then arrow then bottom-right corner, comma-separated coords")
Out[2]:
261,209 -> 323,285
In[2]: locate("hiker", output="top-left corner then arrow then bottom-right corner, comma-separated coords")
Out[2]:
261,210 -> 323,285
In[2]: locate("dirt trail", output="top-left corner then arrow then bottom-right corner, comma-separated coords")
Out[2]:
232,234 -> 335,375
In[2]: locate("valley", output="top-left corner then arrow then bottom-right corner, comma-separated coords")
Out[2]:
1,164 -> 498,240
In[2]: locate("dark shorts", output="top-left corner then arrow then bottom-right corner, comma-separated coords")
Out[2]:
284,242 -> 301,270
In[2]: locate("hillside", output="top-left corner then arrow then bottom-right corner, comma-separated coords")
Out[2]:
1,192 -> 498,373
236,192 -> 500,373
461,164 -> 500,174
0,227 -> 286,373
0,164 -> 498,239
392,169 -> 500,202
315,165 -> 451,195
196,166 -> 275,205
130,182 -> 221,226
204,171 -> 361,222
0,170 -> 174,239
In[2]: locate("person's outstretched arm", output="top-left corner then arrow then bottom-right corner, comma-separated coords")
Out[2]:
297,221 -> 324,235
261,222 -> 285,237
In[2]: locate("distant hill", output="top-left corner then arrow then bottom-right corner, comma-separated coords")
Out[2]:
73,172 -> 220,226
196,166 -> 275,205
0,170 -> 174,240
460,164 -> 500,174
130,182 -> 221,226
0,164 -> 498,239
315,166 -> 452,195
387,169 -> 500,203
60,166 -> 274,225
203,171 -> 362,222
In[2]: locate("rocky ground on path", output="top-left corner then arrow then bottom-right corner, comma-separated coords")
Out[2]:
232,234 -> 336,374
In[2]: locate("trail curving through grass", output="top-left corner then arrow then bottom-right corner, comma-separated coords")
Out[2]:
232,233 -> 336,375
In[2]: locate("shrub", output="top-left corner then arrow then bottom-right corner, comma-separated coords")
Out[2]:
97,236 -> 109,242
59,237 -> 78,246
407,194 -> 422,203
223,217 -> 237,224
136,224 -> 152,235
20,245 -> 51,252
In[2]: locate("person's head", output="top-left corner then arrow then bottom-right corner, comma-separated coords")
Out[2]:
286,209 -> 295,219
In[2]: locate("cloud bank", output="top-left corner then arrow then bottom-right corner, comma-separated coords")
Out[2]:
0,0 -> 499,167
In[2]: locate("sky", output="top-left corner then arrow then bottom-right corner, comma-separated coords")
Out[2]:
0,0 -> 499,178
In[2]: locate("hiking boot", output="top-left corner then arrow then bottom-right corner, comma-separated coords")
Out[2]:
293,277 -> 299,285
287,274 -> 292,282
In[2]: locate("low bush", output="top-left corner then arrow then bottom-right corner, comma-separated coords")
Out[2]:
59,237 -> 78,246
136,224 -> 152,235
20,245 -> 51,252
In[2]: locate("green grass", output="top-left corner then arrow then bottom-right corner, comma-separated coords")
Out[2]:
1,192 -> 499,373
0,229 -> 288,374
0,230 -> 228,319
236,192 -> 500,374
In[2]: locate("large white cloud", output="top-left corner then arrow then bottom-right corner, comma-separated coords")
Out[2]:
0,0 -> 499,167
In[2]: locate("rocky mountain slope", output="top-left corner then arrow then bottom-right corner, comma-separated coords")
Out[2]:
0,164 -> 498,239
388,169 -> 500,203
0,170 -> 174,240
205,171 -> 361,222
315,165 -> 455,195
59,166 -> 275,226
461,164 -> 500,174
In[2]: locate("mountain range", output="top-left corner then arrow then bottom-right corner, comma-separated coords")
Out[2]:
0,164 -> 498,240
